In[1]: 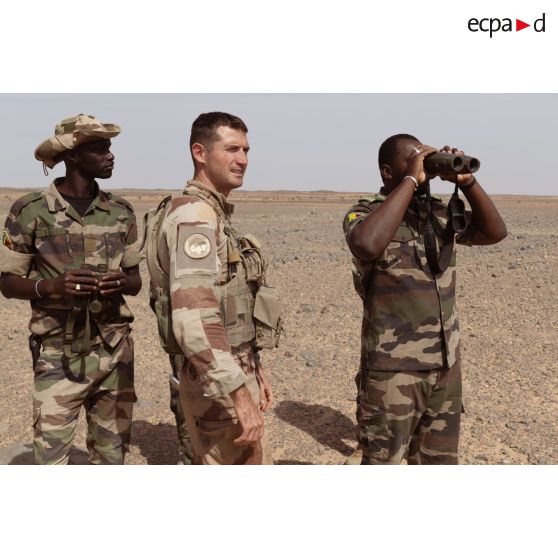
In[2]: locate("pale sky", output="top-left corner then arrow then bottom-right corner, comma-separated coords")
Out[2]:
0,94 -> 555,195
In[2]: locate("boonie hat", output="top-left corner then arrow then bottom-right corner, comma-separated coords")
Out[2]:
34,114 -> 121,169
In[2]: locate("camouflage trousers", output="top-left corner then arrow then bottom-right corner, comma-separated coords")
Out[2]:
357,358 -> 462,465
178,344 -> 271,465
32,332 -> 135,465
168,354 -> 194,465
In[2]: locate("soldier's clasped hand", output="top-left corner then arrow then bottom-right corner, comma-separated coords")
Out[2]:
46,269 -> 98,298
98,270 -> 128,296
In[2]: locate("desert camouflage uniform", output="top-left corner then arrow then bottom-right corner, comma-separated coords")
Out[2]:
168,353 -> 194,464
157,180 -> 269,465
343,189 -> 476,464
0,179 -> 140,464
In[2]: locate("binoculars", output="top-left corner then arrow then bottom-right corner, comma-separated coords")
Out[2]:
424,152 -> 480,175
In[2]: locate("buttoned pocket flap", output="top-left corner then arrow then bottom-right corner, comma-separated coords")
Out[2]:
36,226 -> 67,238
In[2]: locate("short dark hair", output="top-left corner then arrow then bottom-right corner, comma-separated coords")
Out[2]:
190,112 -> 248,150
378,133 -> 419,168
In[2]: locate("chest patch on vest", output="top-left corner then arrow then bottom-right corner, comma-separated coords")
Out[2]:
2,230 -> 13,250
184,233 -> 211,259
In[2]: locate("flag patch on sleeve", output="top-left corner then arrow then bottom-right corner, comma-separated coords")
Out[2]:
2,230 -> 13,250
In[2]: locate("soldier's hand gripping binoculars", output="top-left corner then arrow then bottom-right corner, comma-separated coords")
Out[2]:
424,152 -> 480,175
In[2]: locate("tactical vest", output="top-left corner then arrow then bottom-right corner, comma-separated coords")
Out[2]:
142,186 -> 282,355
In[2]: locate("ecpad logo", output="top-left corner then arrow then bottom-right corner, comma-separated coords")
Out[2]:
468,13 -> 546,37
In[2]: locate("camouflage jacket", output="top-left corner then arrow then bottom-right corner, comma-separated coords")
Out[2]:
157,180 -> 250,399
0,179 -> 141,348
343,190 -> 476,371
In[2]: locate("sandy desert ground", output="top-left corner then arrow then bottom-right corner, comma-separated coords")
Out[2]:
0,188 -> 557,465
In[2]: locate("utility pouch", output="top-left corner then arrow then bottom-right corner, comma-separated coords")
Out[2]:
29,334 -> 42,370
239,233 -> 266,283
253,286 -> 283,350
154,291 -> 181,354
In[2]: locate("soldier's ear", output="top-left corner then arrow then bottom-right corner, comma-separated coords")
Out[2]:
191,142 -> 206,167
63,150 -> 79,166
380,164 -> 392,181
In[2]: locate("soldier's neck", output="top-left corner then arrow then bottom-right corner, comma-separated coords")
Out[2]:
57,170 -> 98,199
192,172 -> 233,198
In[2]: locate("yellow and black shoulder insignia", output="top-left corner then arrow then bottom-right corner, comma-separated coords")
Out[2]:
2,229 -> 14,250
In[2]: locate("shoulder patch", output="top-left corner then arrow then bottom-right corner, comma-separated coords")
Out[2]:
175,223 -> 217,277
2,230 -> 13,250
184,233 -> 212,259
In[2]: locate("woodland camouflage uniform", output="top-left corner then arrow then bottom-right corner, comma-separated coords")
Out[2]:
0,180 -> 140,464
343,189 -> 476,464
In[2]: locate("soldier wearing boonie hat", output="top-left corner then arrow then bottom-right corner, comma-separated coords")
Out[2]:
0,114 -> 142,465
35,114 -> 122,170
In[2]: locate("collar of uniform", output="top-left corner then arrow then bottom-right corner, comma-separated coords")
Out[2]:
44,178 -> 109,213
377,185 -> 420,220
91,188 -> 111,212
378,185 -> 442,203
44,179 -> 69,212
408,193 -> 445,221
185,180 -> 235,217
416,192 -> 443,202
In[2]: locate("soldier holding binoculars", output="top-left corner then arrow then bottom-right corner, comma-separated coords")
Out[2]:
343,134 -> 507,465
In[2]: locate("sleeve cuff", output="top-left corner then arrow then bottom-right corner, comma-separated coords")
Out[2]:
0,245 -> 33,275
121,244 -> 142,268
201,369 -> 247,399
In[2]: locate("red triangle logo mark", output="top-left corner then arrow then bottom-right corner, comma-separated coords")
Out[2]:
516,19 -> 530,31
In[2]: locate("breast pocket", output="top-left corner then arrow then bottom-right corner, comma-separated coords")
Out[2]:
379,225 -> 418,270
106,231 -> 126,268
83,231 -> 126,269
35,226 -> 70,268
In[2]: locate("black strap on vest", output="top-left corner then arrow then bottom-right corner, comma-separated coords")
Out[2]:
421,183 -> 466,275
